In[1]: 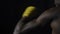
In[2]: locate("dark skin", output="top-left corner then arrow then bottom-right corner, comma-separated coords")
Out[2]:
13,6 -> 60,34
36,6 -> 60,34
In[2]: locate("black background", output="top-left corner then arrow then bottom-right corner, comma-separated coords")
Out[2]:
0,0 -> 55,34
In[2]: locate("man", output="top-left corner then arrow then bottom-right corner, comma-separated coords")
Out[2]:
13,0 -> 60,34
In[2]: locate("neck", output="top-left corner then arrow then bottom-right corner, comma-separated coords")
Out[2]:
55,4 -> 60,7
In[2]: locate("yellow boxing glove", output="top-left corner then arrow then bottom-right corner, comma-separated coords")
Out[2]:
22,6 -> 36,17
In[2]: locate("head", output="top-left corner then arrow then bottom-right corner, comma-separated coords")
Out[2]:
55,0 -> 60,6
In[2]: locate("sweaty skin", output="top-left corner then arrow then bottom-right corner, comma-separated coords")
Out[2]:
13,6 -> 60,34
36,7 -> 60,34
51,18 -> 60,34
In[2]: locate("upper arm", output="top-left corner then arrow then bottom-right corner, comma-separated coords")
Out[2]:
36,7 -> 57,26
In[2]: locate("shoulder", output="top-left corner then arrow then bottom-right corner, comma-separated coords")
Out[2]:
36,7 -> 60,23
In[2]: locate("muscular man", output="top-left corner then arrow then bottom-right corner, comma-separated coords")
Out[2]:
13,0 -> 60,34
